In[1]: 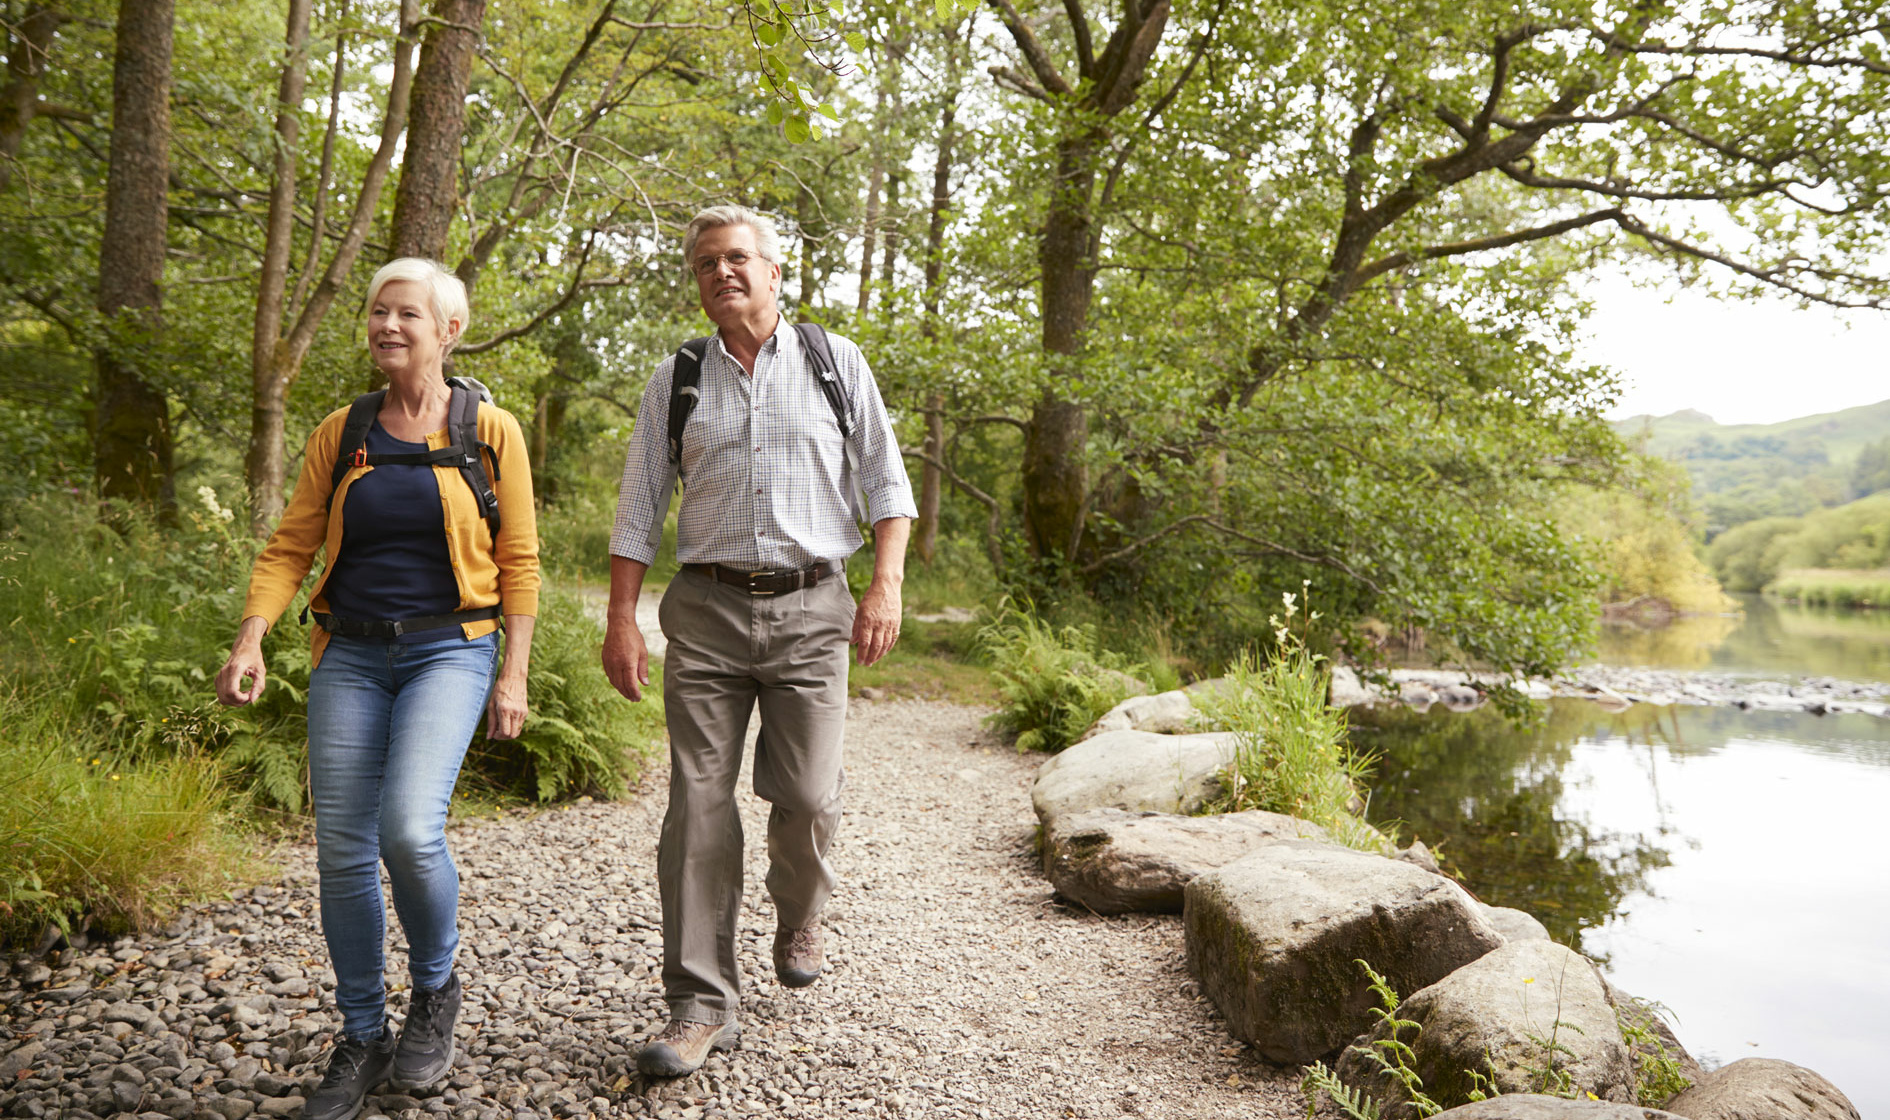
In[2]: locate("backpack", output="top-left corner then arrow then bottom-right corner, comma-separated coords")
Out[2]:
327,375 -> 502,537
666,322 -> 865,519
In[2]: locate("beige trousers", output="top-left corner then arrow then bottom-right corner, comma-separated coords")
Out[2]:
654,567 -> 853,1024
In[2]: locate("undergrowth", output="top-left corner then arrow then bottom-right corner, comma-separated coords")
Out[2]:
1196,588 -> 1384,848
978,597 -> 1175,752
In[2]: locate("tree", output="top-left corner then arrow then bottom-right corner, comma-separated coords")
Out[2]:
93,0 -> 174,512
244,0 -> 420,533
954,0 -> 1890,670
389,0 -> 484,261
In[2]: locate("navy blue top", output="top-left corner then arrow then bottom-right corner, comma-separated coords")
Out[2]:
324,422 -> 462,643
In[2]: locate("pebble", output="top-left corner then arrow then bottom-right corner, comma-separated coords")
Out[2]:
0,702 -> 1299,1119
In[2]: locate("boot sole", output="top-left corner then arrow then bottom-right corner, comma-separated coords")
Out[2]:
389,1036 -> 455,1092
636,1025 -> 740,1077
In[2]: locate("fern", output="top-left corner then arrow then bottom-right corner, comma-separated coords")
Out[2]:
1304,1061 -> 1385,1120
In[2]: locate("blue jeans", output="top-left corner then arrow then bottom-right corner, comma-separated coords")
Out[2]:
306,631 -> 498,1038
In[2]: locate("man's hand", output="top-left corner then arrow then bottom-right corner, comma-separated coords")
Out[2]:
603,622 -> 651,701
852,578 -> 902,667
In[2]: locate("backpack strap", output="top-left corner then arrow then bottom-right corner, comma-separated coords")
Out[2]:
668,337 -> 711,465
448,384 -> 502,538
324,384 -> 501,539
793,322 -> 867,522
328,390 -> 387,507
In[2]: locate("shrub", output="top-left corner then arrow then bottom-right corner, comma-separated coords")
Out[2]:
1765,568 -> 1890,609
464,587 -> 665,801
0,685 -> 251,946
978,599 -> 1159,752
1195,589 -> 1384,847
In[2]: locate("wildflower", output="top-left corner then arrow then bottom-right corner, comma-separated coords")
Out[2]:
110,774 -> 120,781
1523,977 -> 1535,984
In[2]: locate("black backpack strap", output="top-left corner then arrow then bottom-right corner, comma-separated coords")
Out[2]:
448,384 -> 502,538
793,322 -> 851,441
327,390 -> 388,511
668,337 -> 711,464
793,322 -> 867,521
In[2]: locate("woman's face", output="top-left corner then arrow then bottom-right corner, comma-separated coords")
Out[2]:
368,279 -> 457,379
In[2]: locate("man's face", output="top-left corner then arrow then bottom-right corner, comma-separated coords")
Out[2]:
692,222 -> 781,330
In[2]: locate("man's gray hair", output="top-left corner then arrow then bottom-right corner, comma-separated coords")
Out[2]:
682,205 -> 782,271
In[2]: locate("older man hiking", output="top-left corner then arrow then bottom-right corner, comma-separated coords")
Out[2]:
601,205 -> 917,1077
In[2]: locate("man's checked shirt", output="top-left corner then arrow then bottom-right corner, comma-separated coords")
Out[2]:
609,319 -> 917,569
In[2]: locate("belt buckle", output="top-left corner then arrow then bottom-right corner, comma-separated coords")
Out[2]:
746,569 -> 778,596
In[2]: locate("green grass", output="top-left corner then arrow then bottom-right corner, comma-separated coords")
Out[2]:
1766,567 -> 1890,608
977,599 -> 1175,752
1194,593 -> 1386,849
0,685 -> 253,945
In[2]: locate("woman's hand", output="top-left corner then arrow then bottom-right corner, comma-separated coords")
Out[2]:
215,617 -> 271,706
486,673 -> 528,740
487,614 -> 535,740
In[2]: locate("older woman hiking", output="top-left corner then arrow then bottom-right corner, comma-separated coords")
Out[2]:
214,258 -> 539,1120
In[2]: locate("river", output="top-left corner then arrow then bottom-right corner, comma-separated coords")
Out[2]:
1349,595 -> 1889,1116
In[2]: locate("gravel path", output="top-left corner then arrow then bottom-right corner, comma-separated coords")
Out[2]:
1,700 -> 1302,1120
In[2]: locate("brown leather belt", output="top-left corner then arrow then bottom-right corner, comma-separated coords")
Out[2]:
682,562 -> 839,596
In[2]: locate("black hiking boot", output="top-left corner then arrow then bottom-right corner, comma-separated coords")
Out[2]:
392,969 -> 461,1090
303,1026 -> 393,1120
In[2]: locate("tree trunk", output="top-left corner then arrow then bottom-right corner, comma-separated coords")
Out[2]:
915,73 -> 960,566
244,0 -> 313,534
1021,136 -> 1099,561
0,6 -> 66,192
878,171 -> 901,291
243,0 -> 421,531
93,0 -> 174,515
390,0 -> 485,261
857,159 -> 882,314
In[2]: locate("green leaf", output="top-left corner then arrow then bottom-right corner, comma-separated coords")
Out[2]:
845,31 -> 866,53
816,102 -> 841,122
784,115 -> 812,144
767,101 -> 785,125
756,20 -> 782,47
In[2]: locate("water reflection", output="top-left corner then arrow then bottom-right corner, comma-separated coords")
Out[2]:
1351,692 -> 1890,1115
1598,593 -> 1890,683
1352,701 -> 1678,955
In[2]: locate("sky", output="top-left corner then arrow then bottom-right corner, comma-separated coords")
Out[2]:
1580,274 -> 1890,427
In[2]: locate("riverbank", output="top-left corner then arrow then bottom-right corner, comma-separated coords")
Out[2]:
0,700 -> 1301,1120
1334,664 -> 1890,716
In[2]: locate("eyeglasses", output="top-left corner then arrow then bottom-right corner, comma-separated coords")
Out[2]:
691,250 -> 765,276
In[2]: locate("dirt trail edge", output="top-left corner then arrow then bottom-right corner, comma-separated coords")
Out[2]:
1,700 -> 1303,1120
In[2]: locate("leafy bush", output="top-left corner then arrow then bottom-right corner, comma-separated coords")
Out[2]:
978,599 -> 1161,752
465,587 -> 665,801
1195,590 -> 1383,847
0,685 -> 250,946
1766,568 -> 1890,609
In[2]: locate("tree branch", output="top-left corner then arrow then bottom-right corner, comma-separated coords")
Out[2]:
986,0 -> 1073,97
1354,208 -> 1625,286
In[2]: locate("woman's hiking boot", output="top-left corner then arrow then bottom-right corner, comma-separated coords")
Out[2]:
392,970 -> 461,1090
303,1026 -> 394,1120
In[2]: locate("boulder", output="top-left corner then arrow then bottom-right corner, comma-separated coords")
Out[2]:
1476,903 -> 1550,943
1608,984 -> 1705,1101
1429,1097 -> 1687,1119
1079,689 -> 1196,741
1031,730 -> 1237,826
1043,808 -> 1327,914
1437,684 -> 1484,711
1329,666 -> 1388,707
1336,940 -> 1635,1118
1663,1058 -> 1860,1120
1396,841 -> 1443,876
1183,839 -> 1503,1063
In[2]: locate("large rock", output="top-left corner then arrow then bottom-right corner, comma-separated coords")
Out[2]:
1030,730 -> 1237,826
1429,1098 -> 1687,1119
1043,808 -> 1327,914
1663,1058 -> 1860,1120
1183,839 -> 1503,1063
1329,666 -> 1388,707
1079,689 -> 1196,741
1477,902 -> 1550,943
1336,940 -> 1634,1118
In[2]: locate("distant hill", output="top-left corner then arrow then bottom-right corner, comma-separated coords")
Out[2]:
1612,399 -> 1890,535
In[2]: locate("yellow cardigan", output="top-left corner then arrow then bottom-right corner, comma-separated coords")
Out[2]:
242,400 -> 540,666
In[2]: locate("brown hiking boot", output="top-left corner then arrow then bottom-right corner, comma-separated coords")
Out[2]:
773,922 -> 825,988
636,1019 -> 739,1077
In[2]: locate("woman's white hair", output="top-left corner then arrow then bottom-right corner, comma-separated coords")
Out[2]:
681,205 -> 782,272
364,258 -> 471,353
